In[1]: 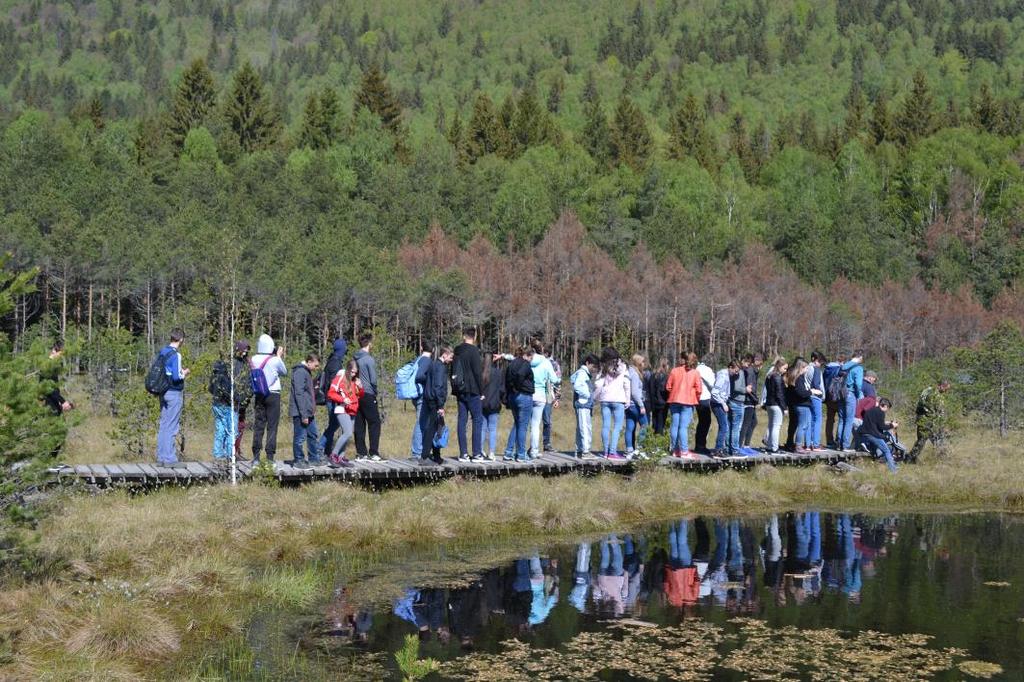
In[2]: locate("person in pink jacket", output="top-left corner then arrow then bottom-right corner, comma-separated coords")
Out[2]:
665,351 -> 704,458
593,347 -> 630,459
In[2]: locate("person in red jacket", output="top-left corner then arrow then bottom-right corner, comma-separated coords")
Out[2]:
665,351 -> 704,458
327,360 -> 364,467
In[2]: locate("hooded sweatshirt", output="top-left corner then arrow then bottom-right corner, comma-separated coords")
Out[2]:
529,354 -> 560,403
354,348 -> 378,396
323,339 -> 348,388
595,360 -> 630,404
842,360 -> 864,400
251,334 -> 287,393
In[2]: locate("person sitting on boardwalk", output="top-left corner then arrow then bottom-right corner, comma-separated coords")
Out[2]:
418,344 -> 454,465
290,353 -> 323,469
908,381 -> 951,462
327,359 -> 363,467
156,329 -> 189,467
859,398 -> 900,473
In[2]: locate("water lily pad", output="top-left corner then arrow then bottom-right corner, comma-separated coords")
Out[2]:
959,660 -> 1004,678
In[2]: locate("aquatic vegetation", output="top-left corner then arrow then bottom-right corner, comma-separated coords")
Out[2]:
395,634 -> 439,681
439,618 -> 996,681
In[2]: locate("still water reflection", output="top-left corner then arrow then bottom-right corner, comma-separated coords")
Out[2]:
318,513 -> 1022,680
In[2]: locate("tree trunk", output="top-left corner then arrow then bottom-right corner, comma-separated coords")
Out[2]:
61,267 -> 68,340
1000,379 -> 1007,438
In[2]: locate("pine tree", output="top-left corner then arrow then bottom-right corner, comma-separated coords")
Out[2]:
88,95 -> 104,131
472,32 -> 485,58
466,93 -> 501,161
582,96 -> 612,167
318,87 -> 341,144
512,86 -> 545,150
896,69 -> 936,146
729,112 -> 757,182
798,110 -> 819,151
973,82 -> 1001,133
446,109 -> 469,166
169,58 -> 216,149
750,120 -> 771,171
354,62 -> 404,136
843,82 -> 868,140
610,94 -> 652,170
298,93 -> 327,149
581,70 -> 598,104
870,94 -> 895,145
437,3 -> 454,37
668,92 -> 717,171
206,33 -> 220,70
224,61 -> 280,153
546,74 -> 564,113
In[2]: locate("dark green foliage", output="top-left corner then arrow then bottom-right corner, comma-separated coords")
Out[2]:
169,59 -> 216,149
668,93 -> 717,172
354,62 -> 404,137
223,61 -> 280,153
610,94 -> 651,170
582,97 -> 612,166
896,70 -> 937,146
952,322 -> 1024,437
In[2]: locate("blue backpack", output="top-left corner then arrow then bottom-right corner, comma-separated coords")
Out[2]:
250,355 -> 273,398
395,358 -> 420,400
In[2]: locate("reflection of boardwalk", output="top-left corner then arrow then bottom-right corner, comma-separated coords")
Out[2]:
51,449 -> 866,486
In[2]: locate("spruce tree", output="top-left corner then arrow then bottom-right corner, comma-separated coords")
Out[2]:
466,93 -> 500,161
446,109 -> 469,166
224,61 -> 280,153
668,92 -> 717,171
354,62 -> 404,136
870,94 -> 895,145
169,58 -> 216,149
512,86 -> 545,149
729,112 -> 757,183
843,82 -> 867,140
896,69 -> 936,146
610,94 -> 652,170
582,96 -> 612,166
546,75 -> 564,113
318,87 -> 341,144
298,93 -> 326,149
973,82 -> 1001,133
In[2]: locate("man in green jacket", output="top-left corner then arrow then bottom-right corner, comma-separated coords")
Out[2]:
908,380 -> 951,462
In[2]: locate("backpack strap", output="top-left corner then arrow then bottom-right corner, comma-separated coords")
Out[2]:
251,355 -> 274,370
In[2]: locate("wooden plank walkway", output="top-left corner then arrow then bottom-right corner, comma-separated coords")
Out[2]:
48,449 -> 868,486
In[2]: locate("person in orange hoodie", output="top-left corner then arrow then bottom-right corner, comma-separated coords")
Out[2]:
664,519 -> 701,607
665,351 -> 704,458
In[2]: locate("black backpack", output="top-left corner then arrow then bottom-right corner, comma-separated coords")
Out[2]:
144,348 -> 173,396
313,372 -> 327,405
826,369 -> 849,403
208,360 -> 232,404
449,354 -> 467,395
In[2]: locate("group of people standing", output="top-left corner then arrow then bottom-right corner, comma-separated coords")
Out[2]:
145,328 -> 947,474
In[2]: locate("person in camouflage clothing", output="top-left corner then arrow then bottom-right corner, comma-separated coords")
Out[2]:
907,380 -> 951,462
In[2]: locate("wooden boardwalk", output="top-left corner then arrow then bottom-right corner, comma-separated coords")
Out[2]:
49,449 -> 867,486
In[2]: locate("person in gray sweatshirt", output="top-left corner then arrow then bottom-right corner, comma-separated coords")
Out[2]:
289,353 -> 322,468
352,332 -> 382,461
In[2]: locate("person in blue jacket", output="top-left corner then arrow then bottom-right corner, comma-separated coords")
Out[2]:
837,351 -> 865,451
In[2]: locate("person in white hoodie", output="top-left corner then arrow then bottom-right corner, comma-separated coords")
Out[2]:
528,348 -> 560,457
570,354 -> 599,459
594,347 -> 630,459
250,333 -> 287,463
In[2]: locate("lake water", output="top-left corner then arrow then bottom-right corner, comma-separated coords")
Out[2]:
301,512 -> 1021,680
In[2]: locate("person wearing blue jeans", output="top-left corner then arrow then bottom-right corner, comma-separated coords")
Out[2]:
482,410 -> 500,456
795,404 -> 813,450
625,403 -> 648,453
601,401 -> 626,456
289,354 -> 323,468
859,398 -> 899,473
212,403 -> 237,459
711,402 -> 729,452
668,404 -> 694,453
504,392 -> 534,461
727,400 -> 745,455
810,396 -> 823,448
837,352 -> 865,450
669,519 -> 691,566
600,534 -> 624,577
155,330 -> 188,466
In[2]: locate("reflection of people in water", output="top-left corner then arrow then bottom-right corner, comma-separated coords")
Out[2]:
528,556 -> 559,626
783,512 -> 823,604
448,573 -> 489,650
623,534 -> 646,613
325,586 -> 371,641
823,514 -> 862,602
506,559 -> 535,635
665,520 -> 701,607
594,534 -> 628,616
570,542 -> 591,612
707,519 -> 749,609
763,515 -> 784,605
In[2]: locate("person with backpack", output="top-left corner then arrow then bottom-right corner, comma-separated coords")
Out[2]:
502,347 -> 535,462
327,359 -> 364,467
624,354 -> 649,458
822,353 -> 845,449
250,334 -> 287,464
452,327 -> 485,462
289,353 -> 323,469
571,354 -> 599,459
836,351 -> 865,452
665,351 -> 703,459
762,358 -> 788,454
480,351 -> 506,460
396,341 -> 433,460
647,358 -> 670,436
528,343 -> 560,457
695,355 -> 716,454
595,347 -> 630,460
808,352 -> 827,451
154,329 -> 189,466
353,332 -> 383,462
318,338 -> 348,454
417,344 -> 454,465
209,358 -> 236,461
231,341 -> 253,458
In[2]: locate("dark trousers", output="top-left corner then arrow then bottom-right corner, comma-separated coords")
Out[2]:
252,392 -> 281,461
694,400 -> 712,452
457,394 -> 484,457
651,406 -> 668,435
419,402 -> 442,459
825,401 -> 839,447
740,403 -> 757,446
322,401 -> 339,452
542,402 -> 553,449
785,409 -> 799,450
354,393 -> 382,458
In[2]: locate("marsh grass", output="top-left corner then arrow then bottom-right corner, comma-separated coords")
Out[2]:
2,429 -> 1023,679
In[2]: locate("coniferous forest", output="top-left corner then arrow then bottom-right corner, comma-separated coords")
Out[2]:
2,0 -> 1024,373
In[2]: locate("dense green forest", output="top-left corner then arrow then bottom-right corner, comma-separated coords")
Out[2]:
1,0 -> 1023,371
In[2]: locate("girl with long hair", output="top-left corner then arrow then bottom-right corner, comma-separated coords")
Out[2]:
594,347 -> 630,459
762,357 -> 788,454
327,359 -> 364,467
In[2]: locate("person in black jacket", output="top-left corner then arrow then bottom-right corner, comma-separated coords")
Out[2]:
647,358 -> 670,435
319,338 -> 348,454
786,360 -> 815,454
740,353 -> 763,447
502,347 -> 536,462
481,351 -> 506,460
452,327 -> 485,462
289,353 -> 322,468
860,398 -> 899,473
782,355 -> 805,451
416,344 -> 454,464
762,358 -> 788,453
